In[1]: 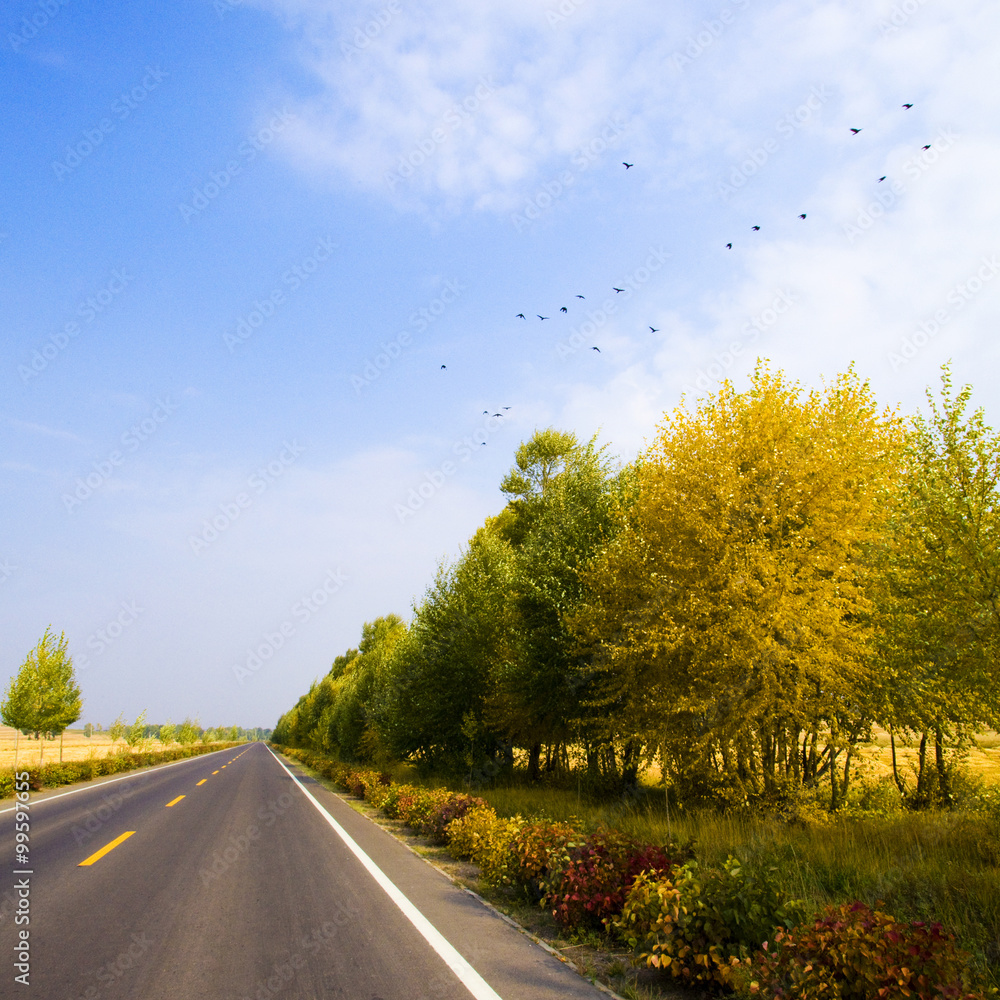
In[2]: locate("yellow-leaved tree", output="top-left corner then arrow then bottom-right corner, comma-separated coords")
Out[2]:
572,362 -> 906,808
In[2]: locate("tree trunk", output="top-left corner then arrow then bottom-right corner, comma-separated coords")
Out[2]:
528,742 -> 542,782
915,731 -> 928,805
934,725 -> 950,806
890,726 -> 904,794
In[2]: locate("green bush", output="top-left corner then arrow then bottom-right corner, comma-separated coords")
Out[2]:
615,857 -> 806,987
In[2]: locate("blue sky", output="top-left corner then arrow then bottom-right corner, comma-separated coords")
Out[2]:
2,0 -> 998,731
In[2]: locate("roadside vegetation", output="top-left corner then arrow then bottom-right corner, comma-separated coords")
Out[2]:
272,362 -> 1000,997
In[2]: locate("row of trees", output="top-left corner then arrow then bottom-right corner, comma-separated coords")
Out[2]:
274,364 -> 999,808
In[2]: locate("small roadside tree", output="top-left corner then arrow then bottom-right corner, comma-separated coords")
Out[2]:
1,627 -> 83,764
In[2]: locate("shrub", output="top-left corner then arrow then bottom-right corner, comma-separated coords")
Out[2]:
751,900 -> 985,1000
505,820 -> 579,900
446,806 -> 526,886
541,828 -> 678,930
616,857 -> 806,987
422,793 -> 488,844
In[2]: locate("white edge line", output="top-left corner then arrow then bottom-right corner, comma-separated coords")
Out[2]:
0,743 -> 253,814
267,746 -> 503,1000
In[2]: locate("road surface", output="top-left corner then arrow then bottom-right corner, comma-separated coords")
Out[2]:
1,742 -> 611,999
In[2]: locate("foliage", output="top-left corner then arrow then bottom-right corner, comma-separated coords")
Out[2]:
1,627 -> 83,758
751,901 -> 986,1000
615,858 -> 807,986
541,827 -> 679,929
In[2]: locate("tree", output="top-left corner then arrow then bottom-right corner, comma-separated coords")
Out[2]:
83,722 -> 94,738
177,718 -> 200,744
124,711 -> 148,751
574,364 -> 906,807
158,720 -> 176,745
1,627 -> 83,765
878,366 -> 1000,804
108,713 -> 127,749
492,430 -> 628,783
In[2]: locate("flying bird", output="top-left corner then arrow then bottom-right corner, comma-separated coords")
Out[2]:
878,176 -> 886,182
903,103 -> 913,109
560,306 -> 568,313
613,287 -> 624,293
751,226 -> 760,231
649,326 -> 660,333
922,144 -> 932,150
850,128 -> 862,135
440,365 -> 446,369
537,315 -> 549,320
623,162 -> 633,169
483,410 -> 489,415
726,243 -> 732,249
591,346 -> 601,352
493,413 -> 502,417
576,294 -> 585,299
502,406 -> 511,410
516,313 -> 525,319
799,214 -> 807,219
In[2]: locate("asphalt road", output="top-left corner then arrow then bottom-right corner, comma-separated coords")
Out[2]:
1,743 -> 611,999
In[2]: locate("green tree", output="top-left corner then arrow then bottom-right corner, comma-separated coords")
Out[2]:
492,429 -> 626,782
878,367 -> 1000,804
1,627 -> 83,765
83,722 -> 94,738
158,720 -> 176,745
107,713 -> 127,750
177,717 -> 200,744
124,711 -> 148,751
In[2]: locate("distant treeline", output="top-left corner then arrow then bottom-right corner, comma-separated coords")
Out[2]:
274,364 -> 999,809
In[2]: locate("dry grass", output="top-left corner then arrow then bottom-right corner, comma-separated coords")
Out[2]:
0,725 -> 178,768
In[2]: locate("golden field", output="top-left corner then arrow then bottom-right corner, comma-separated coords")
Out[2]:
0,725 -> 178,768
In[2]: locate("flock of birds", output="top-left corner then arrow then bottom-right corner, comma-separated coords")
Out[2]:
438,101 -> 934,433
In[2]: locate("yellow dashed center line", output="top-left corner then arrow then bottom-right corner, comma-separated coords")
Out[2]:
196,779 -> 207,786
212,770 -> 219,774
79,831 -> 135,866
165,795 -> 185,807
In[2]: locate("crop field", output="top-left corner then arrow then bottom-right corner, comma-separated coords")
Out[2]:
0,726 -> 175,768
